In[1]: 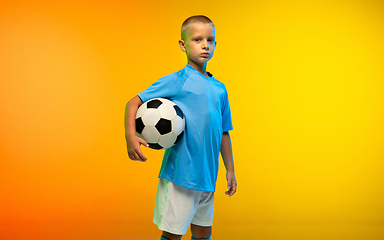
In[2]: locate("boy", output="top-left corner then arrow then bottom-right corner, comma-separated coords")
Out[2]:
125,15 -> 236,240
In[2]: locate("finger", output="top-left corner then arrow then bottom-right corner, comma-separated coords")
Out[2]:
225,181 -> 236,196
132,152 -> 141,161
227,179 -> 234,189
231,180 -> 236,189
133,150 -> 147,162
226,190 -> 233,196
137,151 -> 147,161
227,179 -> 232,189
225,180 -> 232,195
229,185 -> 237,196
138,138 -> 149,147
130,151 -> 144,162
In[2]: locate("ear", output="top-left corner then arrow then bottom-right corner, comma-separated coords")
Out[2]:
179,40 -> 186,52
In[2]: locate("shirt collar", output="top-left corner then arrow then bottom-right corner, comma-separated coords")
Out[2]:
185,64 -> 213,79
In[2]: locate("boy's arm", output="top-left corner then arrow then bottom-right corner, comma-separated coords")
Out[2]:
125,96 -> 149,162
221,131 -> 237,196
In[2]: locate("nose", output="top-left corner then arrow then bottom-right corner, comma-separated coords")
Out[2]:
203,40 -> 210,50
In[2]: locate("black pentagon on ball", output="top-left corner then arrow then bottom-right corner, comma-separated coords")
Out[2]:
147,99 -> 162,109
148,143 -> 163,150
175,131 -> 184,144
135,117 -> 145,134
173,105 -> 184,118
155,118 -> 172,135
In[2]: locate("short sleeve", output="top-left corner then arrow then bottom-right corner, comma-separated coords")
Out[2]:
137,74 -> 180,103
221,87 -> 233,132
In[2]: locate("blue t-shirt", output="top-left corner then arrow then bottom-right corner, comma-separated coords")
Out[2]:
137,63 -> 233,192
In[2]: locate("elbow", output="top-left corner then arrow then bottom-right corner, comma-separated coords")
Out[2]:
127,96 -> 143,108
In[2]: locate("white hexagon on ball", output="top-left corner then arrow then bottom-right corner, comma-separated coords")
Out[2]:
158,132 -> 177,149
172,116 -> 185,135
141,109 -> 161,126
142,126 -> 161,143
157,104 -> 176,120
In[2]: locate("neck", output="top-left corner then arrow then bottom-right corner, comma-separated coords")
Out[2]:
188,60 -> 208,76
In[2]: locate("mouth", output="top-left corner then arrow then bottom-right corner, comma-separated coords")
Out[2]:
200,53 -> 210,57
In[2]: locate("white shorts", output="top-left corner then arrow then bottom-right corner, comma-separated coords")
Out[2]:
153,177 -> 215,235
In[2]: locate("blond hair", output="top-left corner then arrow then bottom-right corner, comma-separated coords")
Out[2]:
181,15 -> 214,40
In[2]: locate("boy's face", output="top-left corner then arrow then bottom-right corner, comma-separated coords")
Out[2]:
179,23 -> 216,66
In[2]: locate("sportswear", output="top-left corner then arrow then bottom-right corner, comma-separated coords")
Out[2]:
138,63 -> 233,192
154,177 -> 214,235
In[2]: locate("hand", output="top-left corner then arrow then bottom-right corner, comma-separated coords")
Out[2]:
126,135 -> 149,162
225,171 -> 237,197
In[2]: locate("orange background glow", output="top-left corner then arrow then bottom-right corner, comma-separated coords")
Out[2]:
1,0 -> 384,239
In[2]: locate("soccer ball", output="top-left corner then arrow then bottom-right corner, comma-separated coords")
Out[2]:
135,98 -> 185,150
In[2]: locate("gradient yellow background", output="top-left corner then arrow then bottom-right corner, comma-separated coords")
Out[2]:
1,0 -> 383,239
